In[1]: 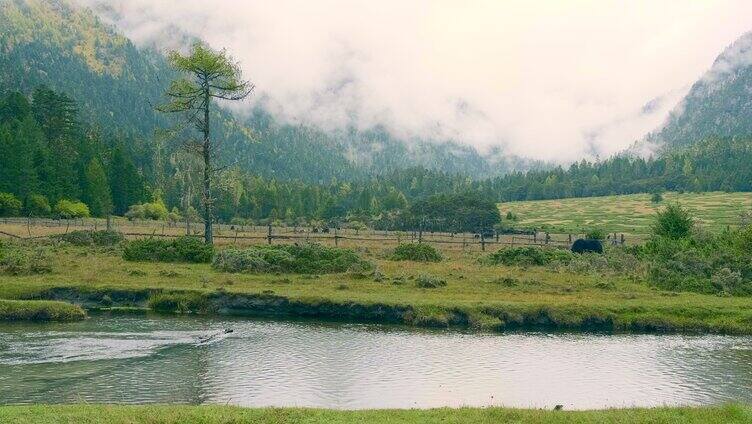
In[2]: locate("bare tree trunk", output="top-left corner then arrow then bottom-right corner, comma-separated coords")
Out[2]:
202,87 -> 213,245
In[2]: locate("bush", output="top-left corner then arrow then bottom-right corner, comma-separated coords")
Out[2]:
415,274 -> 447,288
125,200 -> 169,221
390,243 -> 442,262
25,194 -> 51,217
123,236 -> 213,263
212,249 -> 271,273
482,246 -> 574,266
585,228 -> 606,240
148,292 -> 209,313
55,199 -> 90,219
651,191 -> 664,203
55,230 -> 124,247
212,244 -> 372,274
0,245 -> 53,275
652,204 -> 693,240
641,226 -> 752,295
0,192 -> 22,217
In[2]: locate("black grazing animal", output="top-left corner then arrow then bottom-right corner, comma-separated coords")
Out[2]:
571,238 -> 603,254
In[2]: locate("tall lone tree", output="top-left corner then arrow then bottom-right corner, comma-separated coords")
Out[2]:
158,43 -> 253,244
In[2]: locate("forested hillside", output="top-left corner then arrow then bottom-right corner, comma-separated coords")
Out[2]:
0,0 -> 526,182
2,0 -> 752,230
649,31 -> 752,147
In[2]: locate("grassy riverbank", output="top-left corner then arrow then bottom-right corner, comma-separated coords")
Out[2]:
1,404 -> 750,424
3,242 -> 752,333
0,299 -> 85,322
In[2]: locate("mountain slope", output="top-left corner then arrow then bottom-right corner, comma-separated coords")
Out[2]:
650,31 -> 752,147
1,0 -> 530,182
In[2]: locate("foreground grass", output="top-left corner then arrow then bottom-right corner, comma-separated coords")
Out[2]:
1,404 -> 751,424
3,242 -> 752,333
502,191 -> 752,236
0,299 -> 85,321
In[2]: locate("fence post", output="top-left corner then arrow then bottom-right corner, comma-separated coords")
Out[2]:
267,223 -> 273,245
481,233 -> 486,251
334,227 -> 339,247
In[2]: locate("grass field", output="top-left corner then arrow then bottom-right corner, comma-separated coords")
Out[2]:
1,404 -> 750,424
0,299 -> 85,321
501,192 -> 752,236
3,241 -> 752,333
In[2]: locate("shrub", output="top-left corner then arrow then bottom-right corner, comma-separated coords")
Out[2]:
641,226 -> 752,295
390,243 -> 442,262
125,200 -> 169,221
212,244 -> 372,274
123,236 -> 213,263
482,246 -> 573,266
0,245 -> 53,275
585,228 -> 606,240
651,191 -> 664,203
212,249 -> 270,273
711,268 -> 746,295
25,194 -> 51,217
0,192 -> 22,217
148,292 -> 209,313
55,230 -> 124,247
415,274 -> 447,288
55,199 -> 90,219
652,203 -> 693,240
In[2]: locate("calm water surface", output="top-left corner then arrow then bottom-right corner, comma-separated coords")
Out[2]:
1,313 -> 751,409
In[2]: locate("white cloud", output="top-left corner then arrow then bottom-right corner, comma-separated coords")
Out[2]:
75,0 -> 752,162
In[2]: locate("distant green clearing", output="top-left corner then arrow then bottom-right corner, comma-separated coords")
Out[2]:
501,192 -> 752,236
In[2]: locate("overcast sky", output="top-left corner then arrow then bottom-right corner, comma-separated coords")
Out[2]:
77,0 -> 752,162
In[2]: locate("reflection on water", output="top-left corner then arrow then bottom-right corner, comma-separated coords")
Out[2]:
1,314 -> 751,409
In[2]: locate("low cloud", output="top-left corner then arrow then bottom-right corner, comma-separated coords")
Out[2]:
76,0 -> 752,162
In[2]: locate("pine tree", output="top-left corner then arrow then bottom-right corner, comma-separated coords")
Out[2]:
83,158 -> 112,217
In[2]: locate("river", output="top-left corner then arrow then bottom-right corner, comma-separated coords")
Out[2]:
1,313 -> 751,409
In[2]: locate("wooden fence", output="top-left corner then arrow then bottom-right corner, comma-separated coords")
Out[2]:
0,217 -> 627,251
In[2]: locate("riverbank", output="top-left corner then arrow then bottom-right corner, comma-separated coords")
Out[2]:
3,244 -> 752,333
1,404 -> 750,424
0,299 -> 85,322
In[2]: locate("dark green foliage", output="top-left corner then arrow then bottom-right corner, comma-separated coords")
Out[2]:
640,206 -> 752,295
390,243 -> 442,262
483,246 -> 574,266
585,228 -> 606,240
148,292 -> 210,314
212,244 -> 372,274
415,274 -> 447,288
25,193 -> 51,217
82,158 -> 112,217
406,191 -> 501,233
651,191 -> 664,203
55,230 -> 124,247
0,192 -> 21,216
123,237 -> 213,263
652,204 -> 694,240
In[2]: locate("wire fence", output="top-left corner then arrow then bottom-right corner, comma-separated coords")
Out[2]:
0,217 -> 628,251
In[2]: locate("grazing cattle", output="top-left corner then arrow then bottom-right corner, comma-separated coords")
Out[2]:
571,238 -> 603,254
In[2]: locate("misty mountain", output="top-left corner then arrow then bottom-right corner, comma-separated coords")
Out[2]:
649,31 -> 752,147
0,0 -> 530,182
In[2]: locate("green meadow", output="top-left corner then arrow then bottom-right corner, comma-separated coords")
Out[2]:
501,192 -> 752,236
